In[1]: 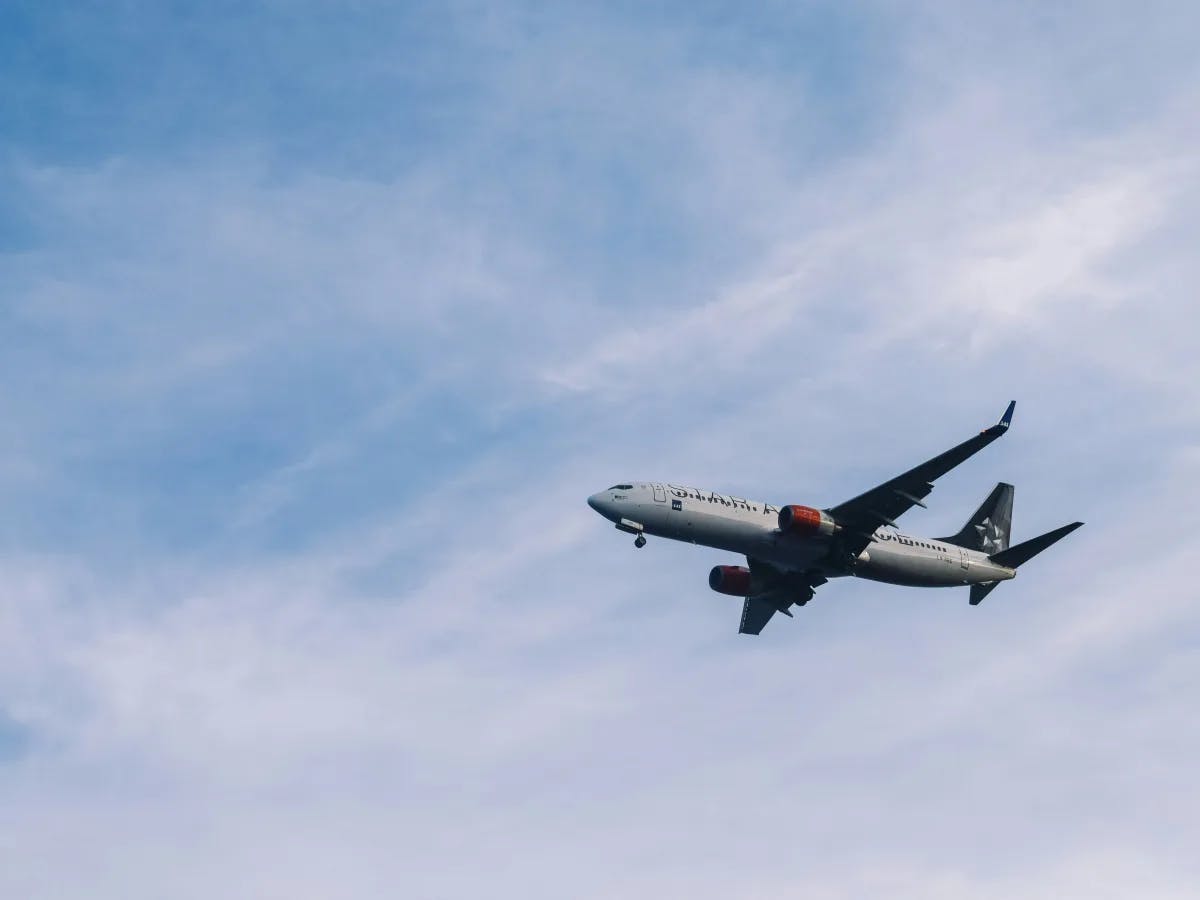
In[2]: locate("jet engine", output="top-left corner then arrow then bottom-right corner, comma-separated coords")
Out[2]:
709,565 -> 752,596
778,504 -> 838,536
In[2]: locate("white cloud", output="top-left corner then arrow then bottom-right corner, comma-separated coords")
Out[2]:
2,4 -> 1200,899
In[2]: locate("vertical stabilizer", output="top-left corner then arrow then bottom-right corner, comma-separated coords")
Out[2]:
940,482 -> 1014,553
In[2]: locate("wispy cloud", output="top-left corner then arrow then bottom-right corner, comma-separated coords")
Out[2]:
1,2 -> 1199,898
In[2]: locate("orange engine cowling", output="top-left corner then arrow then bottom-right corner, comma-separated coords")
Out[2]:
709,565 -> 752,596
778,504 -> 838,536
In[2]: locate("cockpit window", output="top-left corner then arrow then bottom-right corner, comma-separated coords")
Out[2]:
608,484 -> 634,491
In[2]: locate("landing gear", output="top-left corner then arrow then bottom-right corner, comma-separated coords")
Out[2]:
615,518 -> 647,548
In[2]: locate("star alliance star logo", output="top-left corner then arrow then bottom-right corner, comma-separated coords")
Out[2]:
975,516 -> 1004,553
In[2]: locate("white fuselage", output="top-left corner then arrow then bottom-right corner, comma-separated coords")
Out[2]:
587,482 -> 1016,588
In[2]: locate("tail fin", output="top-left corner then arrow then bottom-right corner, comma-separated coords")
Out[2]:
989,521 -> 1084,569
940,482 -> 1014,553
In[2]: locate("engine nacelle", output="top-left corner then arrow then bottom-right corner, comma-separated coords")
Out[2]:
709,565 -> 752,597
778,504 -> 838,536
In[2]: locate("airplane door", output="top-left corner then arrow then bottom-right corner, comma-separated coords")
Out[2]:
959,547 -> 970,570
653,483 -> 666,503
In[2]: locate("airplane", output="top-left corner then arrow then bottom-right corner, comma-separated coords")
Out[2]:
586,402 -> 1082,634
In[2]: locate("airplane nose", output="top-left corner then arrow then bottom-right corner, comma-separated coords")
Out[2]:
588,492 -> 616,519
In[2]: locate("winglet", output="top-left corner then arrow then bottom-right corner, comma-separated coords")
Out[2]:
998,400 -> 1016,431
980,401 -> 1015,436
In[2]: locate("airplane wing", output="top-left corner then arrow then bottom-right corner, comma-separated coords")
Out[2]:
739,596 -> 781,635
738,559 -> 826,635
826,402 -> 1016,557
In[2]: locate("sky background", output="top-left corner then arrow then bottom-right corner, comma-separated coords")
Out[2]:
2,2 -> 1199,897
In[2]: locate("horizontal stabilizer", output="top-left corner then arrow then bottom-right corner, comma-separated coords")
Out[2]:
969,582 -> 1000,606
989,521 -> 1083,569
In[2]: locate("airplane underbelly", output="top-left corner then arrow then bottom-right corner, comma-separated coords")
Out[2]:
661,508 -> 826,571
856,543 -> 963,587
674,508 -> 775,555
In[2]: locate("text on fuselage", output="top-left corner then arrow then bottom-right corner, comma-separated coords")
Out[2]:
667,485 -> 778,515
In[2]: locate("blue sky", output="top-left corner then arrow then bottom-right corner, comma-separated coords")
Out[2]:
2,2 -> 1200,897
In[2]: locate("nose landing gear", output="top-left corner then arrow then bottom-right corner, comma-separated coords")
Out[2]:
615,518 -> 647,548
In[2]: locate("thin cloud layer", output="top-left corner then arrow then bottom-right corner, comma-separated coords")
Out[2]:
1,3 -> 1199,898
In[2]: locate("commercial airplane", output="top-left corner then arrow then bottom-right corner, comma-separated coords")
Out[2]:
586,402 -> 1082,634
